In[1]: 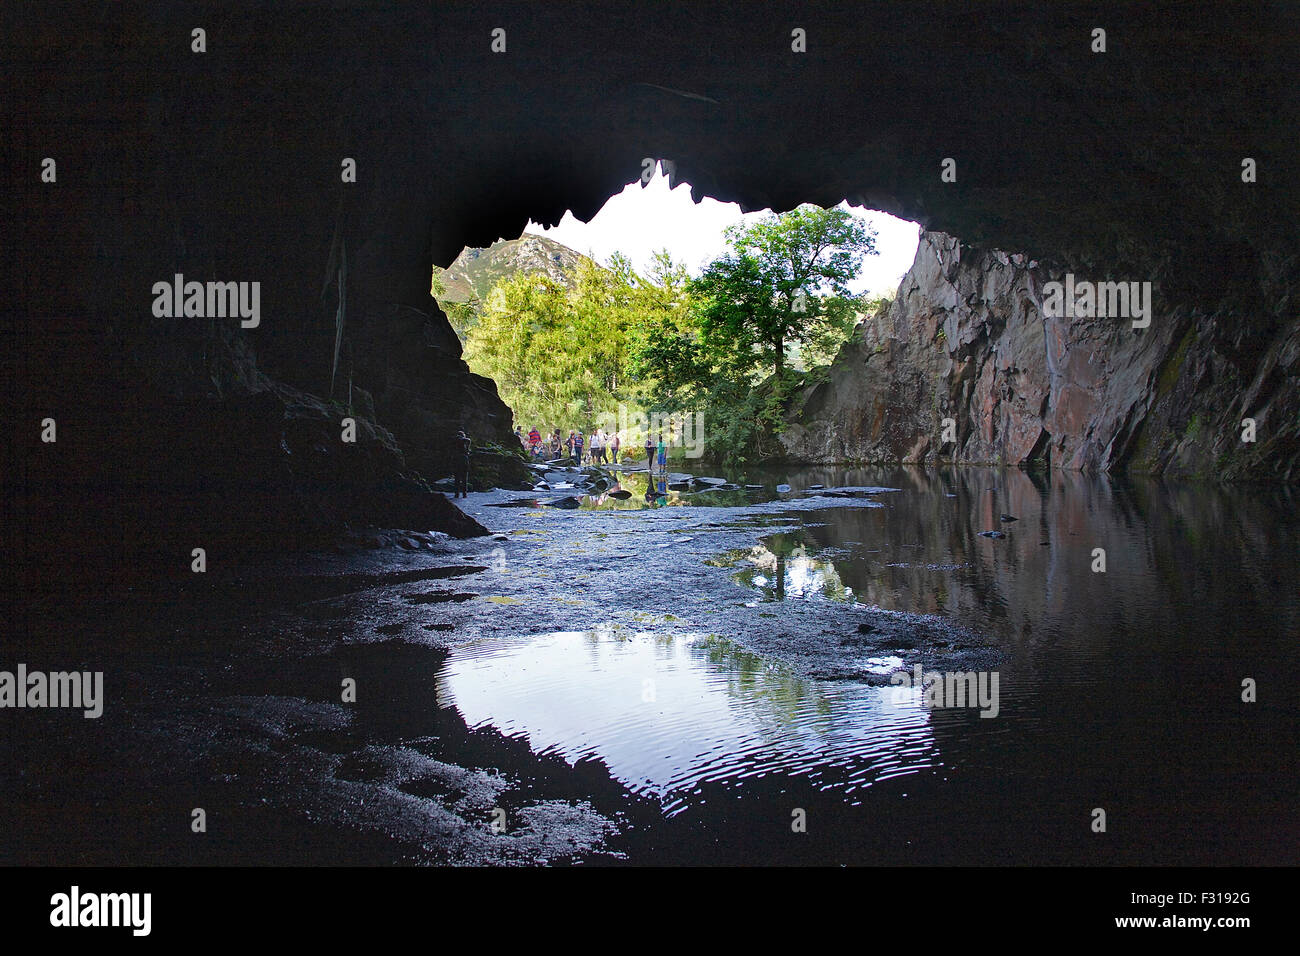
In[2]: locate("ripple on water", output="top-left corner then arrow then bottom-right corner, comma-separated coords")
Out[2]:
435,630 -> 941,816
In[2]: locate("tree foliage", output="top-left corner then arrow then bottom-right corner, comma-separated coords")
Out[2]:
460,205 -> 880,464
632,205 -> 879,462
464,255 -> 672,435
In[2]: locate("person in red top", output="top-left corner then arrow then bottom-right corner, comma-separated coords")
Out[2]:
528,427 -> 542,458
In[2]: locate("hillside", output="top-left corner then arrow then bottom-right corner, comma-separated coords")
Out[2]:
433,234 -> 589,304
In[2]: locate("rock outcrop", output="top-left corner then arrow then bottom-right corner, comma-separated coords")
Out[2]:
348,300 -> 529,488
782,232 -> 1300,479
13,318 -> 491,592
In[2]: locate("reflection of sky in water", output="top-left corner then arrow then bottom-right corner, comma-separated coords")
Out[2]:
437,631 -> 937,815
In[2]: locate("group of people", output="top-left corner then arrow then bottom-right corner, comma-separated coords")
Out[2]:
516,425 -> 670,473
449,424 -> 671,504
518,426 -> 619,465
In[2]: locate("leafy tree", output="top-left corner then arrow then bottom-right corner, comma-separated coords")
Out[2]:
461,255 -> 683,436
459,207 -> 879,465
695,205 -> 876,383
632,206 -> 878,463
626,250 -> 704,408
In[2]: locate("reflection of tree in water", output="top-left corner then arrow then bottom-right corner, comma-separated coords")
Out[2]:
575,471 -> 678,510
737,464 -> 1299,674
734,539 -> 852,603
691,635 -> 835,728
568,629 -> 836,729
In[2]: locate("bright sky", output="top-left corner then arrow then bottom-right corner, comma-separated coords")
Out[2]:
524,165 -> 920,297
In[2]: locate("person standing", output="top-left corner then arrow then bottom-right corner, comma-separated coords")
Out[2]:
656,432 -> 667,475
573,429 -> 585,465
591,428 -> 605,465
454,429 -> 472,499
644,433 -> 654,474
528,426 -> 542,459
515,426 -> 525,450
610,430 -> 621,465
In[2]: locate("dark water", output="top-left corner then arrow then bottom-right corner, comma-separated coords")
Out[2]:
439,465 -> 1300,864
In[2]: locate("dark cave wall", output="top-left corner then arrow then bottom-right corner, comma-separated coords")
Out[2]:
12,2 -> 1298,340
5,1 -> 1300,576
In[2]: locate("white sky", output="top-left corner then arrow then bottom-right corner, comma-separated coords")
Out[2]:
523,165 -> 920,298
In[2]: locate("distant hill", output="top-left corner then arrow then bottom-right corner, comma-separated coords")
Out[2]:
433,234 -> 589,305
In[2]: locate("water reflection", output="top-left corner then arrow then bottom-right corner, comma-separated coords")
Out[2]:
567,472 -> 764,511
713,541 -> 855,602
468,464 -> 1300,861
719,465 -> 1300,666
436,630 -> 938,815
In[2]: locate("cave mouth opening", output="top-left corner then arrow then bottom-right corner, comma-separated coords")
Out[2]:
429,164 -> 922,470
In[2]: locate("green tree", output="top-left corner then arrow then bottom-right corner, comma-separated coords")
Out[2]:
626,250 -> 703,408
461,254 -> 676,436
632,206 -> 878,463
696,205 -> 876,383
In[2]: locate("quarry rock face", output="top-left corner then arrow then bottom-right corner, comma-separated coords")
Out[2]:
782,233 -> 1300,479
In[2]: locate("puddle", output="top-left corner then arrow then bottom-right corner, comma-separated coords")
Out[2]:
714,538 -> 857,603
434,630 -> 938,816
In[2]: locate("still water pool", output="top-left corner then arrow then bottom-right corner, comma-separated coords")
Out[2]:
438,630 -> 938,818
440,465 -> 1299,863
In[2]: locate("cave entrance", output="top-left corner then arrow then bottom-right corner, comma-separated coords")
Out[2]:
431,164 -> 920,471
